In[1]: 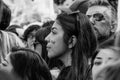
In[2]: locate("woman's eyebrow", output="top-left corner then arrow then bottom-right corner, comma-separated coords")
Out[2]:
51,27 -> 57,30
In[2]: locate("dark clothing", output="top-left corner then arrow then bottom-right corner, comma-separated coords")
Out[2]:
57,66 -> 91,80
99,34 -> 116,48
56,66 -> 71,80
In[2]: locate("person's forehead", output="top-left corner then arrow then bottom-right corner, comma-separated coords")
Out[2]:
96,49 -> 116,59
52,21 -> 62,30
86,5 -> 111,15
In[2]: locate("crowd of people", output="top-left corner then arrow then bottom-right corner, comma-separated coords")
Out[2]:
0,0 -> 119,80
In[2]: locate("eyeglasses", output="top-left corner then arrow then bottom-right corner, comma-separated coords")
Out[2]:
87,13 -> 105,21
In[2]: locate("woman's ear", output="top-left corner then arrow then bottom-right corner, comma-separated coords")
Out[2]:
68,35 -> 77,49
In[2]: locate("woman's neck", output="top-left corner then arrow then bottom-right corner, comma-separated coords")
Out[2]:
59,49 -> 72,67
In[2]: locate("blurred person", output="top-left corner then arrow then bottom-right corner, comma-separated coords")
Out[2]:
0,0 -> 11,30
5,24 -> 25,40
0,47 -> 52,80
53,0 -> 78,15
53,0 -> 68,14
91,46 -> 120,80
92,58 -> 120,80
104,60 -> 120,80
0,30 -> 25,63
91,59 -> 120,80
86,0 -> 117,46
114,31 -> 120,47
23,24 -> 40,49
45,11 -> 97,80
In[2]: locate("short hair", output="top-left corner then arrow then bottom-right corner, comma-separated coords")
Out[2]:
6,25 -> 21,36
0,1 -> 11,30
105,62 -> 120,80
23,25 -> 40,41
0,30 -> 25,62
0,69 -> 13,80
88,0 -> 117,23
10,47 -> 52,80
95,59 -> 120,80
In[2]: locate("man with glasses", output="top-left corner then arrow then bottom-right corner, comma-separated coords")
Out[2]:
86,0 -> 117,46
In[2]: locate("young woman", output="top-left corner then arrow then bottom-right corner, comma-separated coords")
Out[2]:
91,46 -> 120,80
45,11 -> 97,80
0,47 -> 52,80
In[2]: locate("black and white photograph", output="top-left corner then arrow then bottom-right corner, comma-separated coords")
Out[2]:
0,0 -> 119,80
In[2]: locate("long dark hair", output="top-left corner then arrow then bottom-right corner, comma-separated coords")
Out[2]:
10,47 -> 52,80
0,69 -> 13,80
0,0 -> 11,30
56,11 -> 97,80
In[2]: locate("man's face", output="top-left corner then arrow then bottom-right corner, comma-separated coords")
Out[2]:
27,30 -> 36,50
86,6 -> 112,41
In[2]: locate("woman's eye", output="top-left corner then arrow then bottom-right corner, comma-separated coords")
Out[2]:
94,61 -> 101,66
51,30 -> 57,35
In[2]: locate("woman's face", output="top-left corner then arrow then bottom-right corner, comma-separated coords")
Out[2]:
0,53 -> 13,72
92,49 -> 119,80
45,21 -> 68,58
